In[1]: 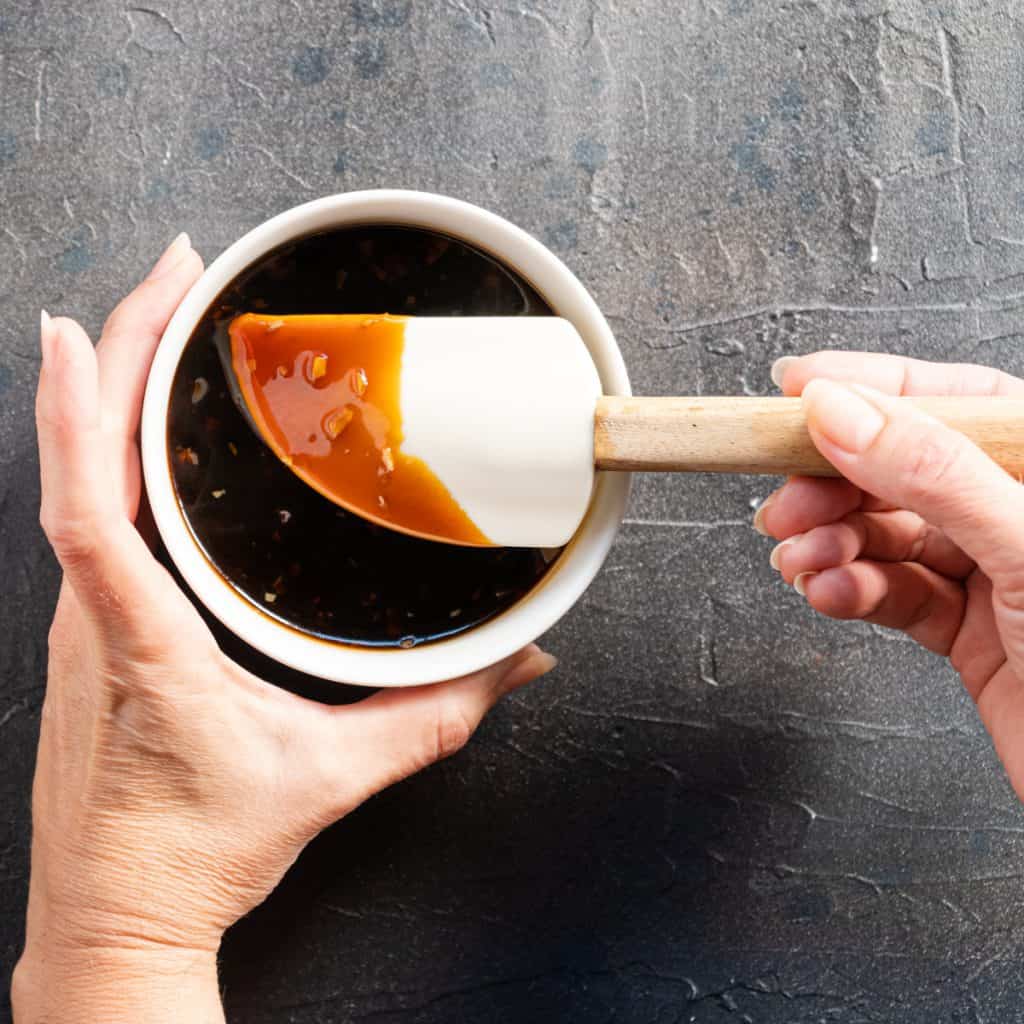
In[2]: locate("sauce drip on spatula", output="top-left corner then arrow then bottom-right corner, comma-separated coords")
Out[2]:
227,313 -> 490,546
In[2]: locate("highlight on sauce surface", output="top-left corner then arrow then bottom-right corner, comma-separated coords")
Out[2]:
228,313 -> 490,547
165,224 -> 559,649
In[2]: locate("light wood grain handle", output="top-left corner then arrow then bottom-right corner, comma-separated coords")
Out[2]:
594,396 -> 1024,476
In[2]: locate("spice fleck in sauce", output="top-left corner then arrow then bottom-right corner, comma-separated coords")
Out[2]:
228,313 -> 489,546
167,226 -> 557,648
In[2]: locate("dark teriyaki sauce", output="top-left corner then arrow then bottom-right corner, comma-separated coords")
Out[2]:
167,226 -> 559,647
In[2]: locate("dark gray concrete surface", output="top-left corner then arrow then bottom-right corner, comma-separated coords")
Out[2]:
4,1 -> 1024,1020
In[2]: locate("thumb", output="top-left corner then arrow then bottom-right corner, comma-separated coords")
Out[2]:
801,379 -> 1024,586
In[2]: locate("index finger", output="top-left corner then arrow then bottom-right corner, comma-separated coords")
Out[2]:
773,351 -> 1024,399
37,314 -> 170,628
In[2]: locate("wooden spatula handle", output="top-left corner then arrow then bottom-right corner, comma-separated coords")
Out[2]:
594,396 -> 1024,476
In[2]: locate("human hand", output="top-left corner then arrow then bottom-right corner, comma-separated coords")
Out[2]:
757,351 -> 1024,799
13,235 -> 556,1023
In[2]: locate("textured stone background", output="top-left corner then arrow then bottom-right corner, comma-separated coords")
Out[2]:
4,1 -> 1024,1020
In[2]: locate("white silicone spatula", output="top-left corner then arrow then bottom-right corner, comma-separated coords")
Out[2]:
221,313 -> 1024,549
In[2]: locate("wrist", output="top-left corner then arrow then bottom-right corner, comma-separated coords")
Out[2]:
13,940 -> 224,1024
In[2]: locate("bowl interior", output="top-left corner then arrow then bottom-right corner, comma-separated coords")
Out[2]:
141,191 -> 631,686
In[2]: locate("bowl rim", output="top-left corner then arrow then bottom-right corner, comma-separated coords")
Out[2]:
140,190 -> 632,686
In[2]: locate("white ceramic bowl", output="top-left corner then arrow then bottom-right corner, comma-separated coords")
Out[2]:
141,190 -> 631,686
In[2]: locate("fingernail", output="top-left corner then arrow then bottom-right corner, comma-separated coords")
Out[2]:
500,650 -> 558,692
753,496 -> 774,536
40,309 -> 55,367
802,379 -> 886,454
771,356 -> 798,388
794,571 -> 817,596
148,232 -> 191,280
535,652 -> 559,676
769,535 -> 801,571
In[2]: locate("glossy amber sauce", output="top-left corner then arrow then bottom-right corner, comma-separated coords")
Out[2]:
228,313 -> 489,546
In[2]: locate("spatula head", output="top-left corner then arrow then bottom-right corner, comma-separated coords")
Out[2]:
220,314 -> 601,548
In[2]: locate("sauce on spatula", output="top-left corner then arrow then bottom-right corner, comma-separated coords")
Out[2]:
227,313 -> 490,546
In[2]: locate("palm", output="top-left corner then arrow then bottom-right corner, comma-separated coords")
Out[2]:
33,237 -> 555,946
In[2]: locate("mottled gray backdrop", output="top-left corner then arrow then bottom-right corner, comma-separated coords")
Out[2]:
4,1 -> 1024,1021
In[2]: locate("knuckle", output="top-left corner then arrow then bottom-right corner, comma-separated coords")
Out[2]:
102,278 -> 171,341
810,520 -> 860,565
994,368 -> 1024,396
101,296 -> 135,339
980,366 -> 1010,396
36,394 -> 93,445
40,509 -> 98,569
903,517 -> 931,563
432,701 -> 475,763
960,364 -> 1019,397
35,398 -> 69,438
895,430 -> 965,505
45,616 -> 70,655
994,574 -> 1024,618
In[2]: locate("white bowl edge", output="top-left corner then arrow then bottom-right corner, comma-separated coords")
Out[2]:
140,190 -> 632,686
